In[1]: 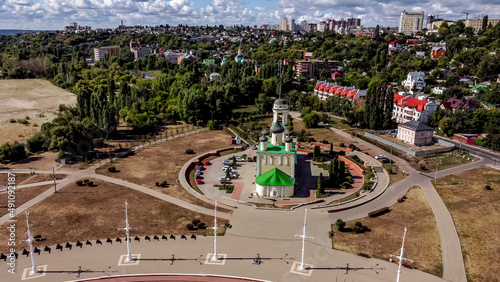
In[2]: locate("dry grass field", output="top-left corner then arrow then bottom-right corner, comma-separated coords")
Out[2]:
96,129 -> 234,210
0,79 -> 76,144
0,185 -> 52,217
435,166 -> 500,282
332,187 -> 442,276
0,181 -> 228,253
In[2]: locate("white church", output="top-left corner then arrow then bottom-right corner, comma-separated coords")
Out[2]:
255,97 -> 297,198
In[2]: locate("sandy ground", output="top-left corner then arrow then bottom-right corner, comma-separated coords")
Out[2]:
0,79 -> 76,144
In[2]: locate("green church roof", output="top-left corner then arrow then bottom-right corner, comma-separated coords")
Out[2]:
257,142 -> 296,154
255,168 -> 295,186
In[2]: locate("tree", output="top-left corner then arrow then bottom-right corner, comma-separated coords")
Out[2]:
255,93 -> 273,114
335,219 -> 345,231
317,173 -> 325,194
303,112 -> 320,128
0,141 -> 27,163
482,15 -> 489,32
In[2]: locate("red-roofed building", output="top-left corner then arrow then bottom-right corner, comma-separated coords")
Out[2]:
393,95 -> 438,124
313,81 -> 366,101
440,98 -> 476,113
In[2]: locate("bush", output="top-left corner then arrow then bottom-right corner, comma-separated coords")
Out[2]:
339,142 -> 345,147
353,225 -> 361,233
368,207 -> 390,218
197,222 -> 207,229
355,221 -> 362,228
108,166 -> 117,173
17,119 -> 29,125
87,181 -> 94,187
83,179 -> 89,184
9,119 -> 16,123
192,219 -> 201,226
76,180 -> 84,186
186,149 -> 194,154
160,181 -> 168,187
485,185 -> 493,190
335,219 -> 345,231
155,182 -> 160,186
186,224 -> 194,230
358,253 -> 370,258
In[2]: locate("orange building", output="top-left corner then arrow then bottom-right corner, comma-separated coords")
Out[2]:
431,47 -> 446,59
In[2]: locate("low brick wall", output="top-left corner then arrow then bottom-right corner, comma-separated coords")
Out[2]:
339,156 -> 364,175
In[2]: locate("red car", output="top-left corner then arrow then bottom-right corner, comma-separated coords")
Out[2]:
204,161 -> 211,165
196,179 -> 204,184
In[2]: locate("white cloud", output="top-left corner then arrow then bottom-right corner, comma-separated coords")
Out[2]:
1,0 -> 500,30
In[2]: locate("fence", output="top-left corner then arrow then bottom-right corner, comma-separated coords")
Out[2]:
364,132 -> 455,157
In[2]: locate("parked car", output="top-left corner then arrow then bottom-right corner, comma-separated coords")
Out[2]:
195,171 -> 201,177
219,177 -> 231,183
196,179 -> 204,184
251,144 -> 258,150
247,157 -> 253,162
223,160 -> 233,166
375,155 -> 386,160
252,156 -> 257,161
229,172 -> 238,178
204,161 -> 211,165
235,156 -> 244,162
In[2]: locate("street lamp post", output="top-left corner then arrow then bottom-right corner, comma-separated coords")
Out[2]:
25,212 -> 38,274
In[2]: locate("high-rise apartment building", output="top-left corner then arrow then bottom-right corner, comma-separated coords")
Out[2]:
280,17 -> 289,31
398,10 -> 424,33
289,19 -> 296,31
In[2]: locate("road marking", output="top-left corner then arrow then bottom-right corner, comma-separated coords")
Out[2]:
204,253 -> 227,265
117,254 -> 141,266
289,261 -> 313,276
21,265 -> 47,280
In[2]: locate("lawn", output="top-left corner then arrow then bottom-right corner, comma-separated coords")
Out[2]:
383,164 -> 408,185
332,187 -> 442,277
434,166 -> 500,282
96,129 -> 234,211
292,117 -> 348,146
0,181 -> 228,253
419,151 -> 477,172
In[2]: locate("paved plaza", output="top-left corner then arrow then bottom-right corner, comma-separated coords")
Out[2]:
3,123 -> 499,281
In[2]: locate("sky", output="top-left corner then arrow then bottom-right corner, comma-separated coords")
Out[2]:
1,0 -> 500,30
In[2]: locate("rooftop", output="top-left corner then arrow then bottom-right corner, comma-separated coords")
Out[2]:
258,142 -> 296,154
255,167 -> 295,186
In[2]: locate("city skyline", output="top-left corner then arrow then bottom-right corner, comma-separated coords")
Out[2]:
0,0 -> 500,30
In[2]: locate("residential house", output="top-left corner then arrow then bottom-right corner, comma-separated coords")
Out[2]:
388,40 -> 402,55
402,71 -> 426,91
397,120 -> 434,146
440,98 -> 476,113
431,86 -> 447,95
431,47 -> 446,59
393,94 -> 438,124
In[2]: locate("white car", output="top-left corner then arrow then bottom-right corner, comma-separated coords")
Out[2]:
235,156 -> 244,162
222,165 -> 234,171
223,160 -> 233,166
375,155 -> 386,160
219,177 -> 231,183
229,172 -> 238,178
